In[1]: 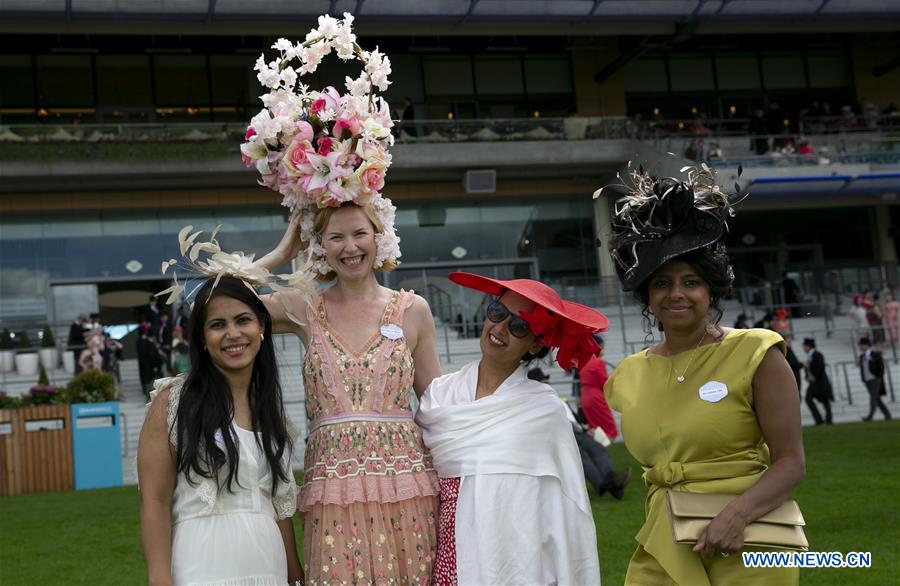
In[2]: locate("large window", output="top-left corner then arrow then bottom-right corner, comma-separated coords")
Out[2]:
96,55 -> 153,106
0,208 -> 288,321
624,48 -> 855,119
36,54 -> 94,106
0,55 -> 35,107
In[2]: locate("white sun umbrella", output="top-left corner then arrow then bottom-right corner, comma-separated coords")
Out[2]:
0,128 -> 24,142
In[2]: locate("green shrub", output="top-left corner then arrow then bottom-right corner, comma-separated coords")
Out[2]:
37,364 -> 50,386
0,390 -> 23,409
65,370 -> 116,404
16,331 -> 34,352
0,329 -> 14,350
40,325 -> 56,348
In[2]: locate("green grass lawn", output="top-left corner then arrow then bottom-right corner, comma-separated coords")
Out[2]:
1,421 -> 897,585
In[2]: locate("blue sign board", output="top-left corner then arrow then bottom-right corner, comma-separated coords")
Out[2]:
71,402 -> 123,490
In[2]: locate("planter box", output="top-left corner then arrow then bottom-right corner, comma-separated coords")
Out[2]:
0,404 -> 73,496
14,353 -> 39,377
0,350 -> 13,373
39,348 -> 59,371
62,351 -> 76,374
0,409 -> 20,496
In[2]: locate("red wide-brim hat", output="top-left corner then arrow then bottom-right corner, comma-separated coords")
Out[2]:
449,272 -> 609,370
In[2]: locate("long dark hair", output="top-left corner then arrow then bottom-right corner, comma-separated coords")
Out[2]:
175,276 -> 292,495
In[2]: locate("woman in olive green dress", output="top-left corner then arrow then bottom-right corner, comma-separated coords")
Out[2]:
598,166 -> 806,585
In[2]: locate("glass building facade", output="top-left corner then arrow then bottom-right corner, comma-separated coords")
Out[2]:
0,196 -> 597,322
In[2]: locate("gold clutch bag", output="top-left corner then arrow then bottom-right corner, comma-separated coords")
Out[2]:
666,490 -> 809,551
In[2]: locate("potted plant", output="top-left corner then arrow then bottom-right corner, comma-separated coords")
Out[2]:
39,325 -> 59,371
0,329 -> 14,373
66,370 -> 116,404
14,331 -> 39,377
27,366 -> 64,405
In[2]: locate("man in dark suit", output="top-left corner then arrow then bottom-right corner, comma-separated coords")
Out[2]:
858,337 -> 893,421
783,333 -> 803,395
137,324 -> 163,400
158,312 -> 173,375
802,338 -> 834,425
67,313 -> 87,373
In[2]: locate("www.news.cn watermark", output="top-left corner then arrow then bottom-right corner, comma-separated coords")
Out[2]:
742,551 -> 872,568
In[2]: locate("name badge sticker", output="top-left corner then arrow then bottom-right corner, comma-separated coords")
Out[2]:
698,381 -> 729,403
380,324 -> 404,340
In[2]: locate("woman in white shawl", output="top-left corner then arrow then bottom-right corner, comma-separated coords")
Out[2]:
416,272 -> 609,585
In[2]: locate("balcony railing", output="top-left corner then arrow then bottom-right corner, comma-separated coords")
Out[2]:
0,116 -> 634,149
1,116 -> 897,165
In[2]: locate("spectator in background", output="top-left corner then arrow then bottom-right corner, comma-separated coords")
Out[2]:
174,305 -> 189,332
87,312 -> 102,331
864,291 -> 886,349
858,337 -> 892,422
528,366 -> 632,501
783,333 -> 803,395
137,324 -> 163,400
400,96 -> 417,139
104,334 -> 124,383
768,101 -> 784,149
706,141 -> 724,161
771,308 -> 792,338
689,115 -> 710,136
849,293 -> 870,337
749,108 -> 769,155
78,328 -> 106,373
67,313 -> 88,374
684,138 -> 704,161
578,334 -> 618,444
733,313 -> 750,329
147,295 -> 162,331
797,139 -> 814,157
782,272 -> 802,317
158,312 -> 173,374
862,101 -> 879,129
882,290 -> 899,344
839,105 -> 859,129
803,337 -> 833,425
753,310 -> 773,330
171,340 -> 191,376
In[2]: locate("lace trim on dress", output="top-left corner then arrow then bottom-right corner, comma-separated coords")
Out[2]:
297,469 -> 440,512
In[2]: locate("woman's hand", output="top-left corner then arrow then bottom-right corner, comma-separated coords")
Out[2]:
692,503 -> 749,558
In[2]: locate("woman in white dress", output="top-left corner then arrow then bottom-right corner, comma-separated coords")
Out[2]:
416,272 -> 609,586
138,276 -> 302,586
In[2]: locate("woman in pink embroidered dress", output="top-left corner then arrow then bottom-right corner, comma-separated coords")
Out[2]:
883,290 -> 899,344
257,202 -> 441,584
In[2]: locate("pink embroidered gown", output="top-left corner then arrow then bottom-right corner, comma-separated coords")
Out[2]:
298,290 -> 439,585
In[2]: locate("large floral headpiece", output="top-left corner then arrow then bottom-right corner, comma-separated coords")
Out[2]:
240,13 -> 400,276
594,162 -> 745,291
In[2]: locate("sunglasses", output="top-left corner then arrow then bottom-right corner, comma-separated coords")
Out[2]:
486,299 -> 533,338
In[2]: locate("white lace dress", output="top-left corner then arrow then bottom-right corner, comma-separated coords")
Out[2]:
151,377 -> 298,586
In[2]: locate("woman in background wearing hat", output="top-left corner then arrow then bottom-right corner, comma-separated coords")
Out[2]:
416,272 -> 607,585
599,166 -> 805,585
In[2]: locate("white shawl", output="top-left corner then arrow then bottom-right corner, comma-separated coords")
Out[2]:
416,361 -> 601,585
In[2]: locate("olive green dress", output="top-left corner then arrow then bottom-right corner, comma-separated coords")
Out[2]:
605,328 -> 800,585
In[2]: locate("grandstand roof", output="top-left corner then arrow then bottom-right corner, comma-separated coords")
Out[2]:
1,0 -> 898,25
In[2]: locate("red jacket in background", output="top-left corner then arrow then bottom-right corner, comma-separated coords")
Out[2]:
579,355 -> 618,441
